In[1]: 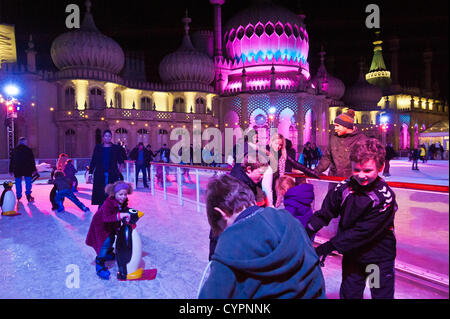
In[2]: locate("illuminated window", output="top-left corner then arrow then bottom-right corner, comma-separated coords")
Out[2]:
115,92 -> 122,109
89,88 -> 104,109
64,87 -> 75,109
141,97 -> 152,110
173,97 -> 185,113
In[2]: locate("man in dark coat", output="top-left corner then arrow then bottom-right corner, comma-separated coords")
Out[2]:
88,130 -> 125,206
383,143 -> 397,177
9,137 -> 37,202
129,142 -> 151,188
314,109 -> 367,181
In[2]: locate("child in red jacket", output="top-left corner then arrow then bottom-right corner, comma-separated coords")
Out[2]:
86,181 -> 133,280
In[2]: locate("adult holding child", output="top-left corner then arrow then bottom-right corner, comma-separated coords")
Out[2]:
88,130 -> 125,206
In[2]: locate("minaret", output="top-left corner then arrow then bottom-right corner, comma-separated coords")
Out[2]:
423,46 -> 433,97
366,31 -> 392,90
210,0 -> 225,58
26,34 -> 37,73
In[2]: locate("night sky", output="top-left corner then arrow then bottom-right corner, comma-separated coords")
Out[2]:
0,0 -> 448,99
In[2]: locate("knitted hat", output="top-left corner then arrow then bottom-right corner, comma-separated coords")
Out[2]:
334,109 -> 355,129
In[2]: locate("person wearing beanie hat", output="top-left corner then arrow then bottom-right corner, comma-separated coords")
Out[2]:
334,110 -> 356,130
314,109 -> 367,181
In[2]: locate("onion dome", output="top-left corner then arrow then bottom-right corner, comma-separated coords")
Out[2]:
223,0 -> 309,65
311,49 -> 345,100
159,13 -> 215,85
343,60 -> 383,110
50,1 -> 125,75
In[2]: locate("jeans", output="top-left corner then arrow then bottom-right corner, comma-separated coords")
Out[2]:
135,164 -> 148,187
15,176 -> 32,199
98,234 -> 115,259
55,189 -> 87,211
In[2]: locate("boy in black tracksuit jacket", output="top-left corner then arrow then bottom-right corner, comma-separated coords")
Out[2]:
306,138 -> 398,299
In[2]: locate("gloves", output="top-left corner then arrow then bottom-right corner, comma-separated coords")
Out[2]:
288,157 -> 321,179
315,241 -> 335,259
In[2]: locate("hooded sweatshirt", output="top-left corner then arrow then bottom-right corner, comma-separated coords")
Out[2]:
283,183 -> 314,228
198,206 -> 326,299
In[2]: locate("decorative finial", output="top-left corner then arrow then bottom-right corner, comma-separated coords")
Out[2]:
28,34 -> 35,49
182,9 -> 192,35
319,45 -> 326,64
86,0 -> 92,13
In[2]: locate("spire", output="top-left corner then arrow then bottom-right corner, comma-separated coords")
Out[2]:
81,0 -> 99,32
179,10 -> 195,51
366,30 -> 391,89
27,34 -> 35,50
26,34 -> 37,72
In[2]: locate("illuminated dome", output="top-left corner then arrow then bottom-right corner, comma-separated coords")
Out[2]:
344,61 -> 383,109
50,1 -> 125,75
312,50 -> 345,100
223,0 -> 309,65
159,14 -> 215,85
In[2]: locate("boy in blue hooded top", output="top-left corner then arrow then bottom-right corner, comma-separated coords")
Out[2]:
198,174 -> 326,299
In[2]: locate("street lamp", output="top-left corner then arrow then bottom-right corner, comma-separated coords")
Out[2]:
379,113 -> 389,146
4,84 -> 20,98
3,84 -> 21,157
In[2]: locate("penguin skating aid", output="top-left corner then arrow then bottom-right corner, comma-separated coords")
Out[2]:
115,208 -> 152,280
1,181 -> 20,216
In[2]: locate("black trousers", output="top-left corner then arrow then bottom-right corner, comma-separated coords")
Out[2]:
340,257 -> 395,299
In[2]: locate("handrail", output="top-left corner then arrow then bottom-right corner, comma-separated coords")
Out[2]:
146,161 -> 449,194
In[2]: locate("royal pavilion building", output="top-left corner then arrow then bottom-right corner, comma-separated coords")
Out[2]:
0,0 -> 448,163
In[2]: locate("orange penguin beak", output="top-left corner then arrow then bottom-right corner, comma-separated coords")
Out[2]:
137,210 -> 144,218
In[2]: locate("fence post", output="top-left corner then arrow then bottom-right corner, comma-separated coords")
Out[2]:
177,167 -> 183,206
150,164 -> 155,196
163,165 -> 167,200
126,161 -> 130,182
195,168 -> 200,213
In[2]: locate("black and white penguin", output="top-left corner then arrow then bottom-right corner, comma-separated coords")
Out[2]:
1,181 -> 17,216
116,208 -> 144,280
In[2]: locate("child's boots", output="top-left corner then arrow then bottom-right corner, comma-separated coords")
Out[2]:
95,257 -> 110,280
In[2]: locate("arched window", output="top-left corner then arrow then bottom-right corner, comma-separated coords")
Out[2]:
64,87 -> 76,109
361,114 -> 370,125
64,129 -> 76,156
195,97 -> 206,114
137,128 -> 149,145
115,92 -> 122,109
115,128 -> 128,146
173,97 -> 185,113
89,87 -> 104,109
141,97 -> 152,110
